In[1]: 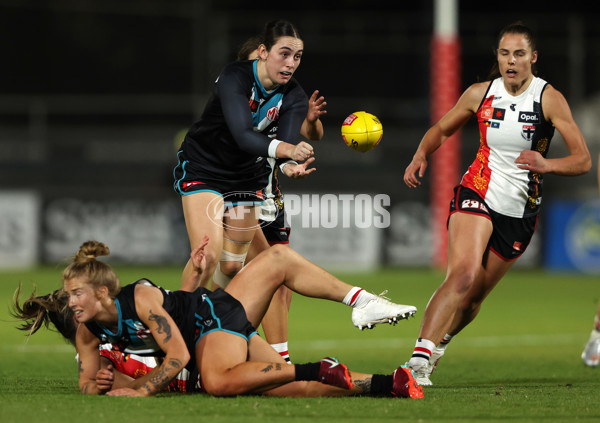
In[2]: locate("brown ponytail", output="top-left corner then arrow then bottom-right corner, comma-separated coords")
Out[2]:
12,241 -> 121,345
11,285 -> 77,344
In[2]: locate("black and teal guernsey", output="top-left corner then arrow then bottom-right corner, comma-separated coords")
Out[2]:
84,279 -> 257,369
175,59 -> 308,191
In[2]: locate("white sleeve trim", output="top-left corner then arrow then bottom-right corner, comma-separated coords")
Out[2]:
279,160 -> 298,172
268,139 -> 283,158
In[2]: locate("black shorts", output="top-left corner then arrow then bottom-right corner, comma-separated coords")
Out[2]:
173,150 -> 267,206
449,185 -> 538,261
193,288 -> 258,346
260,206 -> 291,244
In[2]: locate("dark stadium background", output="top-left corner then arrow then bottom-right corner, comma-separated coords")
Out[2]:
1,1 -> 598,267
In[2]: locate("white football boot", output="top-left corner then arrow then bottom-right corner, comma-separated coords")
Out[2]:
421,346 -> 445,385
581,337 -> 600,367
406,360 -> 433,386
351,290 -> 416,330
406,345 -> 446,386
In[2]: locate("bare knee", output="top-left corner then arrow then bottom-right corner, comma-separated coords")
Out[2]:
444,265 -> 479,296
255,244 -> 293,273
262,244 -> 294,267
247,243 -> 287,268
267,243 -> 288,257
201,374 -> 244,397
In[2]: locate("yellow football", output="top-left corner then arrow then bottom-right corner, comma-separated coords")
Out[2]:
341,111 -> 383,153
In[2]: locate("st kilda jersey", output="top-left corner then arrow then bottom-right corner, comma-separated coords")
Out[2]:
179,59 -> 308,181
461,77 -> 555,218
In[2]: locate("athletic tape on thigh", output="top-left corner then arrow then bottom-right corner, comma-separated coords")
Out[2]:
220,238 -> 250,262
212,264 -> 232,288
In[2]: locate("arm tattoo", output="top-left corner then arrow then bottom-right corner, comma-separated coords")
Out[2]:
78,361 -> 93,394
141,382 -> 153,396
168,358 -> 183,368
260,363 -> 282,373
148,309 -> 172,343
353,378 -> 372,394
141,358 -> 183,395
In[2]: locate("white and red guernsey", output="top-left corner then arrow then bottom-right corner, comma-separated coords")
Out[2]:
461,77 -> 555,218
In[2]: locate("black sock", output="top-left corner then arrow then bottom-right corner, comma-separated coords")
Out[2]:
294,362 -> 320,381
370,374 -> 393,396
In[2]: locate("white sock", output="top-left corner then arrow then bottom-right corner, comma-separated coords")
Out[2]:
342,287 -> 370,307
588,316 -> 600,341
436,333 -> 453,352
409,338 -> 436,368
271,342 -> 291,363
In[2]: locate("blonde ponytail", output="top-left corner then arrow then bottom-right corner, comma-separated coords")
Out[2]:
63,240 -> 121,298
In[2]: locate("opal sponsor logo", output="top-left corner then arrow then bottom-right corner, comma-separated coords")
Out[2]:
518,111 -> 540,123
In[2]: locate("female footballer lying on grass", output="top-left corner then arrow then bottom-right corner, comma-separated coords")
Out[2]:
12,288 -> 193,392
13,238 -> 422,398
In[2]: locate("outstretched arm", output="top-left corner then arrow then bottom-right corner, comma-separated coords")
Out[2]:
281,157 -> 316,179
300,90 -> 326,141
404,82 -> 485,188
218,64 -> 313,162
181,235 -> 209,291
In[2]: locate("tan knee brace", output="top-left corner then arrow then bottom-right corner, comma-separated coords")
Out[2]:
212,238 -> 251,288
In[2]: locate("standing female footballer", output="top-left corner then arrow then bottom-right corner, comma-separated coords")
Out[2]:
403,21 -> 591,385
248,90 -> 325,363
174,20 -> 315,292
210,35 -> 327,365
18,238 -> 420,398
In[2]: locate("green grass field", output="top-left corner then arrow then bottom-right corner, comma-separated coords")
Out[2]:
0,265 -> 598,423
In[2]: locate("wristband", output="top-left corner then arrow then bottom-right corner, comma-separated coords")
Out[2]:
268,139 -> 283,158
